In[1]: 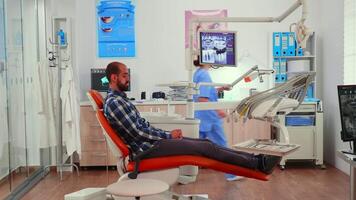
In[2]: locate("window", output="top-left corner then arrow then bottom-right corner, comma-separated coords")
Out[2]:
344,0 -> 356,84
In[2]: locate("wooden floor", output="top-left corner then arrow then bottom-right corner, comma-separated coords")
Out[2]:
22,163 -> 350,200
0,167 -> 39,199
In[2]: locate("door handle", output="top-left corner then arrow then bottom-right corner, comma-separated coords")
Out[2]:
0,61 -> 5,74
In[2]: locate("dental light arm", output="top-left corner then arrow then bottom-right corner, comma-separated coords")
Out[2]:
196,65 -> 274,90
230,66 -> 259,87
234,72 -> 315,143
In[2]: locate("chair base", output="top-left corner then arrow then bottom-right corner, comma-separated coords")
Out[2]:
177,175 -> 197,185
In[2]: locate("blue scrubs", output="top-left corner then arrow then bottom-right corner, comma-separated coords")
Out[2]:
193,68 -> 236,180
193,68 -> 227,148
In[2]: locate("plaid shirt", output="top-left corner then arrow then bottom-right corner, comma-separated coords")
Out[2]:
104,89 -> 172,156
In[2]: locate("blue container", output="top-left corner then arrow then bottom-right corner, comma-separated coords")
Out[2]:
97,0 -> 135,57
285,115 -> 315,126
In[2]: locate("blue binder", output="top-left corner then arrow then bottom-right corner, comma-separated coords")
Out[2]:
273,32 -> 281,57
306,84 -> 314,98
297,47 -> 304,56
281,32 -> 289,56
279,58 -> 287,82
273,58 -> 280,82
287,32 -> 296,56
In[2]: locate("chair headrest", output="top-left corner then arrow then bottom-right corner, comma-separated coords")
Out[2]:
87,90 -> 104,110
96,110 -> 130,157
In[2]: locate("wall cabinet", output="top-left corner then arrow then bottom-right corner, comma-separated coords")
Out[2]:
80,105 -> 117,166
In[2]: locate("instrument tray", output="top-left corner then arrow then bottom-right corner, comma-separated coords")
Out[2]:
233,139 -> 300,156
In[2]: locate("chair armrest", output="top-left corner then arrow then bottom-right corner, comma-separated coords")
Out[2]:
128,146 -> 158,179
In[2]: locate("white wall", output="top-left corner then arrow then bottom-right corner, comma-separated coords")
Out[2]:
74,0 -> 321,100
68,0 -> 352,173
320,0 -> 349,174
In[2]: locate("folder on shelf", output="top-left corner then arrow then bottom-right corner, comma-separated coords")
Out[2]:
273,32 -> 281,57
306,83 -> 314,98
281,32 -> 289,56
297,47 -> 304,56
279,58 -> 287,82
287,32 -> 296,56
273,58 -> 280,82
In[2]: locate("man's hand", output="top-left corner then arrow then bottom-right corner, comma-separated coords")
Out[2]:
217,109 -> 227,118
170,129 -> 183,139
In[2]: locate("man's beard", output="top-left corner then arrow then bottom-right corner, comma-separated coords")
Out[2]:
117,82 -> 129,91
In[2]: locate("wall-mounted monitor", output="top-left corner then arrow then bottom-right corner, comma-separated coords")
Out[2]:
338,85 -> 356,142
199,31 -> 236,67
91,68 -> 131,92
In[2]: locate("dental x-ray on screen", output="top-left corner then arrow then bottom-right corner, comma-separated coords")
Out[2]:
199,31 -> 236,66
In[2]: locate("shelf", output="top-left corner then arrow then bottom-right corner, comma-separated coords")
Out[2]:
274,56 -> 315,59
287,71 -> 316,74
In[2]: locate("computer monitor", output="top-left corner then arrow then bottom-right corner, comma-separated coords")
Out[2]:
338,85 -> 356,152
199,31 -> 236,67
91,68 -> 130,92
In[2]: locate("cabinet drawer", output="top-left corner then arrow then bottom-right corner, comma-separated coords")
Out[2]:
81,137 -> 107,151
136,105 -> 168,113
293,104 -> 316,113
81,106 -> 99,123
80,151 -> 118,166
80,151 -> 109,166
81,124 -> 104,139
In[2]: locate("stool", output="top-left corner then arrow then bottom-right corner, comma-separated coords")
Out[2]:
107,179 -> 169,200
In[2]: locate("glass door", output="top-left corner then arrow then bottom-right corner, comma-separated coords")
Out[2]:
4,0 -> 29,189
0,0 -> 10,198
22,0 -> 41,177
0,0 -> 53,197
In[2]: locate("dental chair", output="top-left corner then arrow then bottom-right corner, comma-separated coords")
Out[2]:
87,90 -> 268,178
87,90 -> 268,199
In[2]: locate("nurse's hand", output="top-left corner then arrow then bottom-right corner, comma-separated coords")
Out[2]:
217,109 -> 227,118
217,86 -> 232,92
171,129 -> 183,139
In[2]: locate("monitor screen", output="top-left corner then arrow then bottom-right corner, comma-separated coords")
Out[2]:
91,68 -> 130,92
199,31 -> 236,66
338,85 -> 356,141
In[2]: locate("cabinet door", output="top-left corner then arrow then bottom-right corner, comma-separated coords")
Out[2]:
174,104 -> 187,117
285,127 -> 315,159
232,115 -> 271,144
223,109 -> 234,147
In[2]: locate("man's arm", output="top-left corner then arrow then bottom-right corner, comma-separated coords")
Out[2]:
106,97 -> 172,140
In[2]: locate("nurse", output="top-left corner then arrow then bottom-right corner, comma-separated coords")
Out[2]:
193,56 -> 242,181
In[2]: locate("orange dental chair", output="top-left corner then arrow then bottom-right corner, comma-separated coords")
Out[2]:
87,89 -> 268,183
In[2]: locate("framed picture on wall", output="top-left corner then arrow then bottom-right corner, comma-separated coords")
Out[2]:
96,0 -> 136,58
185,9 -> 228,49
